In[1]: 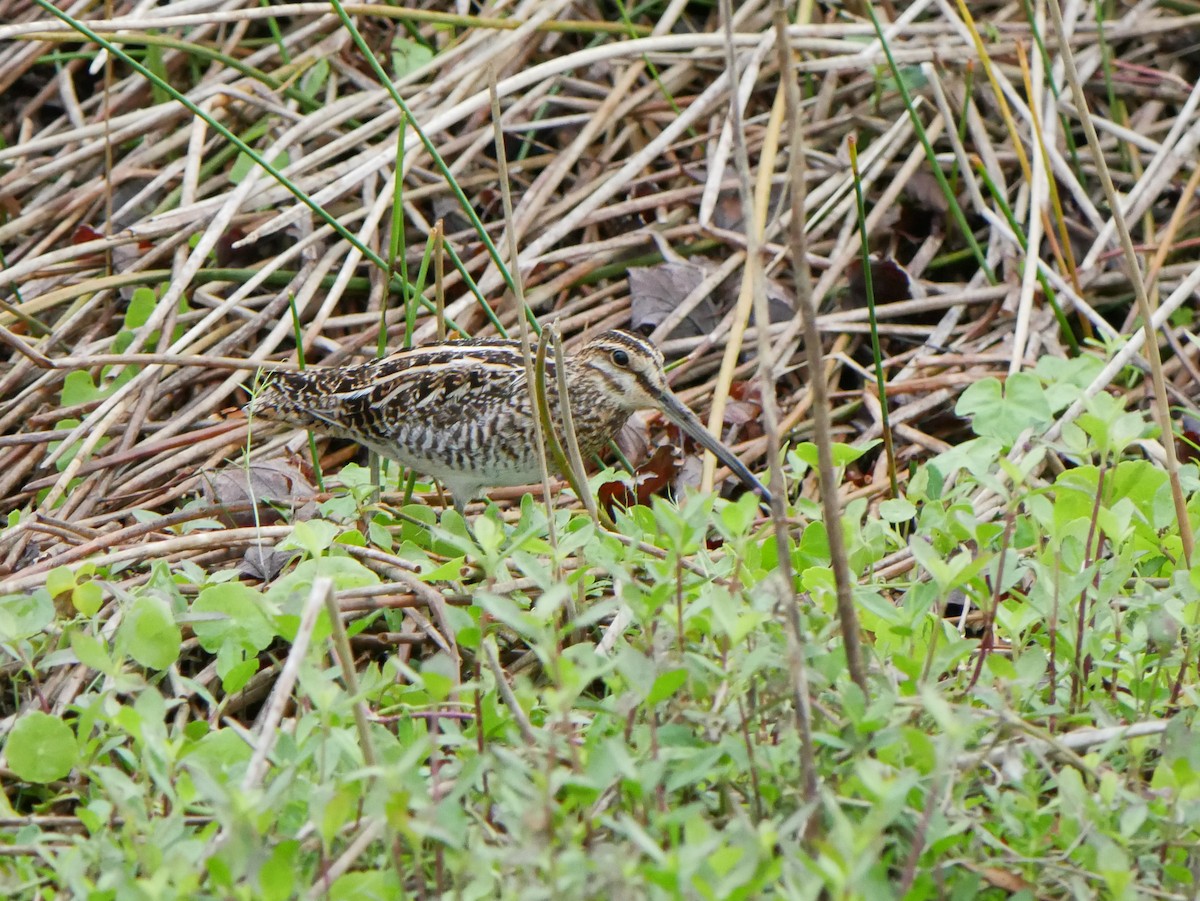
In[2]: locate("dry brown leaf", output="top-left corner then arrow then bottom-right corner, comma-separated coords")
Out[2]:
629,261 -> 721,339
200,459 -> 318,527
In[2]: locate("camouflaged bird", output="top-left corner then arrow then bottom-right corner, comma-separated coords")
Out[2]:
248,329 -> 769,514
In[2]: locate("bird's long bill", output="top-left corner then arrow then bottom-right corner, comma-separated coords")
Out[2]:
658,391 -> 773,505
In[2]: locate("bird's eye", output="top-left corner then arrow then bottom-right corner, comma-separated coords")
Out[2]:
611,349 -> 630,367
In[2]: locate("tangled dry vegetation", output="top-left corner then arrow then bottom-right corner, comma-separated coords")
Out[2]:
4,0 -> 1196,589
3,0 -> 1200,894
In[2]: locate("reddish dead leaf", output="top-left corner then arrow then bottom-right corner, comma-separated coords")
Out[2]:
634,445 -> 680,503
0,193 -> 19,221
723,380 -> 764,441
844,460 -> 872,490
1177,414 -> 1200,464
597,479 -> 636,518
72,224 -> 104,244
67,224 -> 109,265
598,445 -> 682,517
728,380 -> 763,407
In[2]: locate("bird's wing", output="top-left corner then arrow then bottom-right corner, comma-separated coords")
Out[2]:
250,339 -> 539,437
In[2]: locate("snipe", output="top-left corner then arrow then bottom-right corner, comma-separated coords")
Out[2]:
248,329 -> 769,514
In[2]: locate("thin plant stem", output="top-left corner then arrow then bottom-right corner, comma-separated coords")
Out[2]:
847,136 -> 898,499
